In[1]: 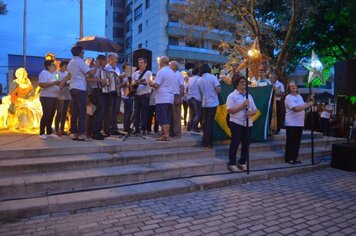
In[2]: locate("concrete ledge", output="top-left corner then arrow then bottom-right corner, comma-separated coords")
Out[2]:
0,162 -> 330,221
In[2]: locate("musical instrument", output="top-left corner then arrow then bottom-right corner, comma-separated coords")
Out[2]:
101,70 -> 118,93
127,70 -> 148,97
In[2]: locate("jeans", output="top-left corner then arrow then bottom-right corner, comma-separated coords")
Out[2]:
70,89 -> 87,135
40,97 -> 57,135
201,106 -> 217,147
320,118 -> 330,136
134,94 -> 149,132
188,98 -> 202,132
228,122 -> 251,165
92,89 -> 106,135
285,126 -> 303,162
55,99 -> 70,132
123,97 -> 133,132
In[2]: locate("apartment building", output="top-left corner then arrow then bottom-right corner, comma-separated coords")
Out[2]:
105,0 -> 233,73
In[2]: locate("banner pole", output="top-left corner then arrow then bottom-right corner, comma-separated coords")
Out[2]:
246,68 -> 250,175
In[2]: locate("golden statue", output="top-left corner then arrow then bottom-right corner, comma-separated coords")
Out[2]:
0,68 -> 42,132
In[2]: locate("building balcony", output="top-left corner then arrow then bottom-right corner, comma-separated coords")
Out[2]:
166,45 -> 228,63
166,22 -> 233,42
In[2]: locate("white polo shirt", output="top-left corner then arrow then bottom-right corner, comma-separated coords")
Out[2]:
198,73 -> 220,108
285,94 -> 306,127
187,75 -> 202,101
39,70 -> 60,98
273,80 -> 285,101
155,66 -> 175,104
68,56 -> 91,91
132,70 -> 152,95
226,90 -> 257,127
172,71 -> 184,95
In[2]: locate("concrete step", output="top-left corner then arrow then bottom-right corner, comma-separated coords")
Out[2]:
0,147 -> 214,176
0,158 -> 228,199
214,137 -> 342,156
0,146 -> 331,200
0,137 -> 337,176
0,160 -> 331,220
0,135 -> 201,160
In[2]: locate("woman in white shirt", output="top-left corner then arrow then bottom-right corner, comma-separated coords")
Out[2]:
226,76 -> 257,172
284,81 -> 314,164
38,60 -> 62,139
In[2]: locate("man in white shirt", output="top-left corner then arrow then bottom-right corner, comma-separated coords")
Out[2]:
104,53 -> 124,136
149,56 -> 175,141
270,72 -> 285,133
320,101 -> 333,136
67,45 -> 98,141
187,67 -> 202,132
198,64 -> 221,148
169,61 -> 184,138
131,58 -> 152,134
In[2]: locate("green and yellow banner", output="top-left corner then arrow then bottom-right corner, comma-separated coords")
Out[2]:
213,82 -> 273,142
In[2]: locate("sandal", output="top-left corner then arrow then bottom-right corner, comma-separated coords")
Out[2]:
157,136 -> 170,141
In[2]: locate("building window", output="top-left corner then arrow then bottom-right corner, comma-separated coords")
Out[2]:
126,20 -> 132,33
126,36 -> 132,49
113,28 -> 125,38
126,3 -> 132,17
134,4 -> 142,21
168,37 -> 179,46
138,23 -> 143,33
146,20 -> 148,27
145,0 -> 150,9
145,40 -> 148,47
138,43 -> 142,49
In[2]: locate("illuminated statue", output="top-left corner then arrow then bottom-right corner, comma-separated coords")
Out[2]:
0,68 -> 42,132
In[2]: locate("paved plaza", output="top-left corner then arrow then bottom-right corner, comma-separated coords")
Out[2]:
1,168 -> 355,236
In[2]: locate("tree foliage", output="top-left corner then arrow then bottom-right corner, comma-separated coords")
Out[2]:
176,0 -> 355,81
0,1 -> 7,15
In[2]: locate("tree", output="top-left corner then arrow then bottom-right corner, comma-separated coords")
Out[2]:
176,0 -> 316,79
0,1 -> 7,15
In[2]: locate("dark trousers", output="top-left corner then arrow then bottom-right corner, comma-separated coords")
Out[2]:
123,97 -> 133,132
320,118 -> 330,136
103,92 -> 120,133
182,100 -> 188,126
201,106 -> 217,147
285,126 -> 303,162
40,97 -> 57,135
188,98 -> 201,132
276,99 -> 285,132
147,105 -> 159,133
55,99 -> 70,132
134,94 -> 149,132
70,89 -> 87,135
229,123 -> 251,165
92,89 -> 106,135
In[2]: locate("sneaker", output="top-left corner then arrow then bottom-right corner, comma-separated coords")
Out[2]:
228,165 -> 239,172
237,164 -> 247,171
47,133 -> 59,138
71,133 -> 78,140
39,134 -> 47,140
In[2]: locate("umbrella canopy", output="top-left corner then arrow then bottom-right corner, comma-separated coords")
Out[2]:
76,36 -> 121,52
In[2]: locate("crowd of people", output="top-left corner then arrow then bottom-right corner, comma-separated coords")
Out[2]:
36,45 -> 223,145
33,45 -> 355,173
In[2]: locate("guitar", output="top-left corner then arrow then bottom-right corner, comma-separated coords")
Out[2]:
128,70 -> 148,97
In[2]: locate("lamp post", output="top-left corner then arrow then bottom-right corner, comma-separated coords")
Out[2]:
23,0 -> 27,68
80,0 -> 83,39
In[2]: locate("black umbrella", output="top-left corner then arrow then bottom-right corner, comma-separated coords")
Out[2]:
76,36 -> 121,52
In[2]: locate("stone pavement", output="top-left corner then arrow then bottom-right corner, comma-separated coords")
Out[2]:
1,168 -> 355,236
